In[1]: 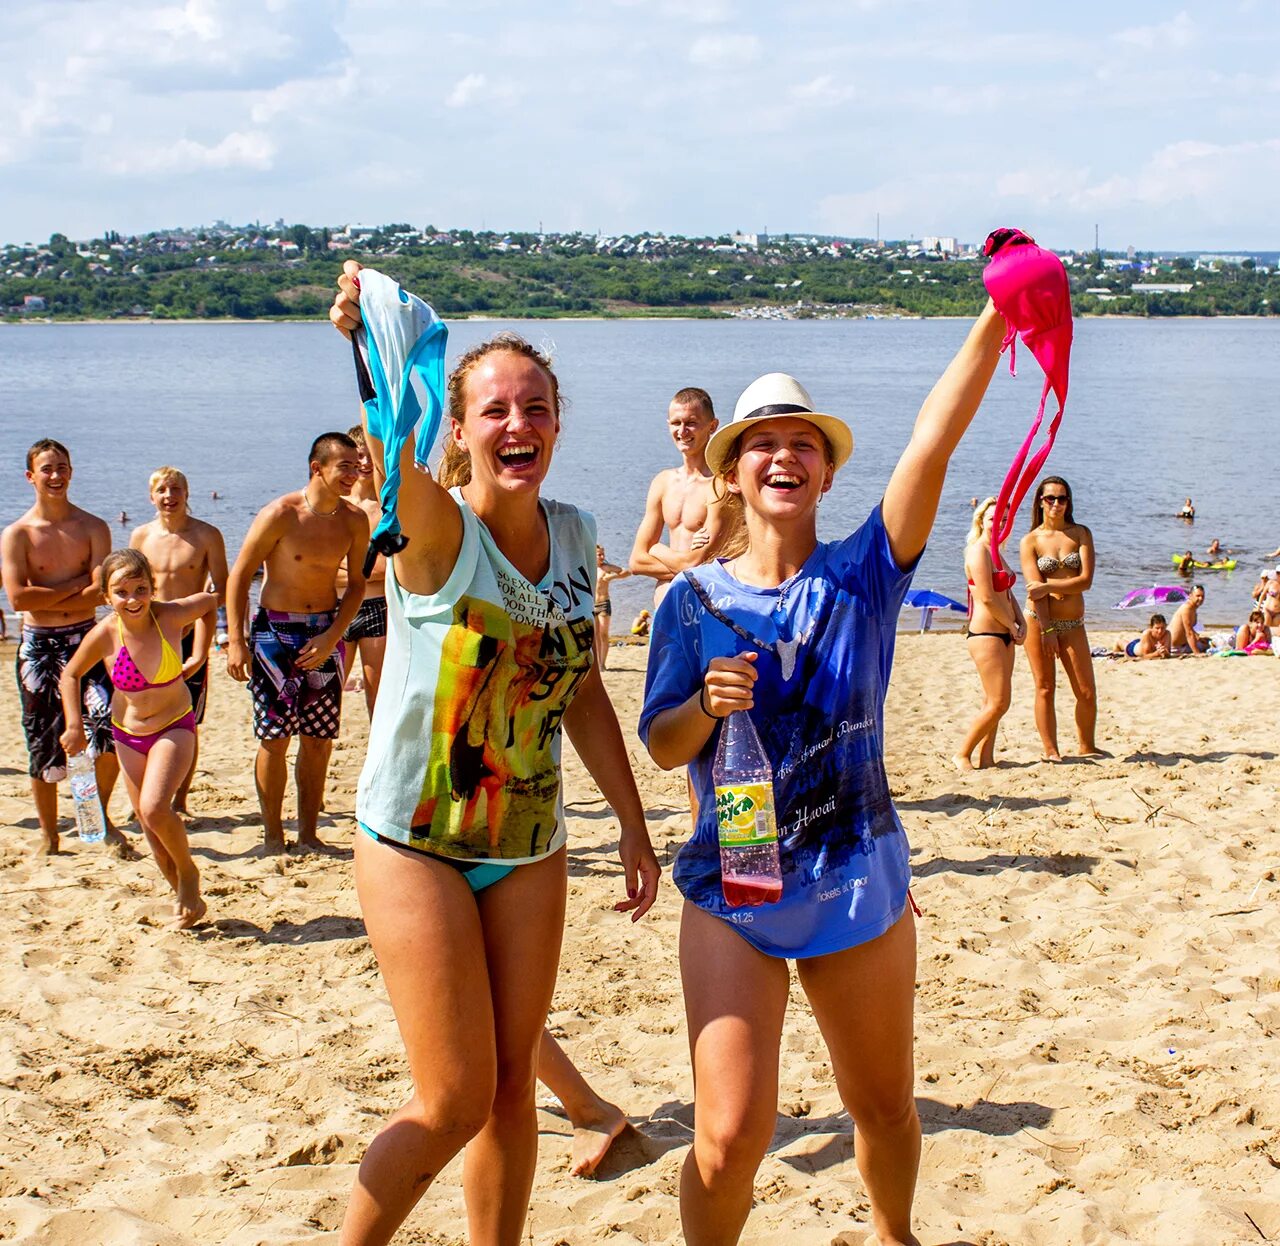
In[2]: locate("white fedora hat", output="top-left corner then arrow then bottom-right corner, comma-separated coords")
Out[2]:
705,373 -> 854,475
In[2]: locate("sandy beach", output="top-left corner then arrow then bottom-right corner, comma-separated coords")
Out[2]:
1,632 -> 1277,1245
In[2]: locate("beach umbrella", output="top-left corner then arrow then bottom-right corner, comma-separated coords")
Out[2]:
1112,585 -> 1189,610
904,589 -> 966,632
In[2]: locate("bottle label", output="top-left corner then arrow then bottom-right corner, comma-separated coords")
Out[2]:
714,783 -> 778,848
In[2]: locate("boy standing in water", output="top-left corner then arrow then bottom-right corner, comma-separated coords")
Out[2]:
1,439 -> 126,855
130,467 -> 228,814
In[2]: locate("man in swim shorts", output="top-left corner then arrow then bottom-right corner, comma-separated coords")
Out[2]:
629,387 -> 735,606
130,466 -> 228,814
2,439 -> 126,856
226,433 -> 369,853
337,425 -> 387,718
1170,584 -> 1210,655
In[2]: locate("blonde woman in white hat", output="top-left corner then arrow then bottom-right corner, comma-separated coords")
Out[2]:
639,303 -> 1007,1246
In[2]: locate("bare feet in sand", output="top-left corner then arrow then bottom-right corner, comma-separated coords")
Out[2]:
569,1102 -> 630,1177
951,754 -> 974,773
106,827 -> 140,860
175,896 -> 208,929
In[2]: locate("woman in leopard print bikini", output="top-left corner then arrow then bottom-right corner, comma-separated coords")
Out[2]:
1020,476 -> 1103,761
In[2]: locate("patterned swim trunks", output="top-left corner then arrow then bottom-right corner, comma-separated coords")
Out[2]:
249,608 -> 345,740
17,620 -> 115,782
343,595 -> 388,643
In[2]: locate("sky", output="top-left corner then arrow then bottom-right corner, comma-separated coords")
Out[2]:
2,0 -> 1277,251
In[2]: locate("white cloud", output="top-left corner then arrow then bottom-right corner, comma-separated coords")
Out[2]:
1113,11 -> 1194,51
96,129 -> 277,175
446,72 -> 487,108
791,74 -> 855,106
688,33 -> 760,68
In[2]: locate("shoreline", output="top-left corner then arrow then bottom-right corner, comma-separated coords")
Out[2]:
5,312 -> 1279,327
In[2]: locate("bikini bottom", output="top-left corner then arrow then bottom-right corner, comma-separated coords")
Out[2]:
967,630 -> 1012,646
112,709 -> 197,756
358,822 -> 517,893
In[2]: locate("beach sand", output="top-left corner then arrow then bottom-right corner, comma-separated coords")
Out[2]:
0,634 -> 1277,1245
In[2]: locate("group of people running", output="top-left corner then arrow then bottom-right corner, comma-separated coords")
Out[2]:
5,252 -> 1066,1245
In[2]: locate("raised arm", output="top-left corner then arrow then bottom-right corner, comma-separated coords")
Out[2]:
562,667 -> 660,920
882,301 -> 1006,566
158,591 -> 220,633
332,260 -> 463,589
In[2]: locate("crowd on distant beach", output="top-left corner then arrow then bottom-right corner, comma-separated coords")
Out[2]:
3,255 -> 1276,1246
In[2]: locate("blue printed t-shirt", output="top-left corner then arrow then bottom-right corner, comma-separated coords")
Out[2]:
638,505 -> 918,959
357,491 -> 597,864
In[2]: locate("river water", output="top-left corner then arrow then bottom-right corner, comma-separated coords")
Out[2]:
3,317 -> 1277,631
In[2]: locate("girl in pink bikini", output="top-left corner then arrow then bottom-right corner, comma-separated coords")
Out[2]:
60,548 -> 215,927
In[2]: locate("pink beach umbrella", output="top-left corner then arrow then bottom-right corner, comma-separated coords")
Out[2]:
983,227 -> 1074,589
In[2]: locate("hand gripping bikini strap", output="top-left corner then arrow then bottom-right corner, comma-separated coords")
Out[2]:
352,273 -> 449,575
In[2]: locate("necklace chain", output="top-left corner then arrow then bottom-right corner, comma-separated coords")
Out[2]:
303,487 -> 339,517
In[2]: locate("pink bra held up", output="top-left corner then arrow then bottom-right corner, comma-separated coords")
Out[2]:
982,227 -> 1074,585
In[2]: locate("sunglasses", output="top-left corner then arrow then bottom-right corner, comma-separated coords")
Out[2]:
1042,494 -> 1069,504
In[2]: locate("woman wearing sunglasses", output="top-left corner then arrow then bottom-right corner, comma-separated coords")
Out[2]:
1019,476 -> 1100,761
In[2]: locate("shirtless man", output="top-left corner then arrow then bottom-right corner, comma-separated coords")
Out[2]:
1170,584 -> 1210,654
130,467 -> 228,814
337,425 -> 387,717
629,387 -> 732,603
226,433 -> 369,852
2,439 -> 124,855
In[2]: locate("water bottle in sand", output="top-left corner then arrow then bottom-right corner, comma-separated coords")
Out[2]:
713,711 -> 782,907
67,751 -> 107,844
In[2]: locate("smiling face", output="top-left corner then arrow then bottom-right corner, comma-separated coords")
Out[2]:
150,474 -> 189,517
312,447 -> 361,496
453,352 -> 559,494
668,400 -> 717,458
725,417 -> 834,523
108,570 -> 153,621
27,449 -> 72,499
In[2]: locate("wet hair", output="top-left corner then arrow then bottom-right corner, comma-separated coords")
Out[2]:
967,496 -> 998,546
99,547 -> 154,596
1148,613 -> 1166,626
26,438 -> 70,471
671,387 -> 715,420
438,334 -> 562,490
309,431 -> 359,467
1193,583 -> 1205,594
1029,476 -> 1075,528
148,465 -> 189,494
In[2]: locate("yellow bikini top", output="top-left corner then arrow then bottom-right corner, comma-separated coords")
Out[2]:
111,612 -> 184,691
